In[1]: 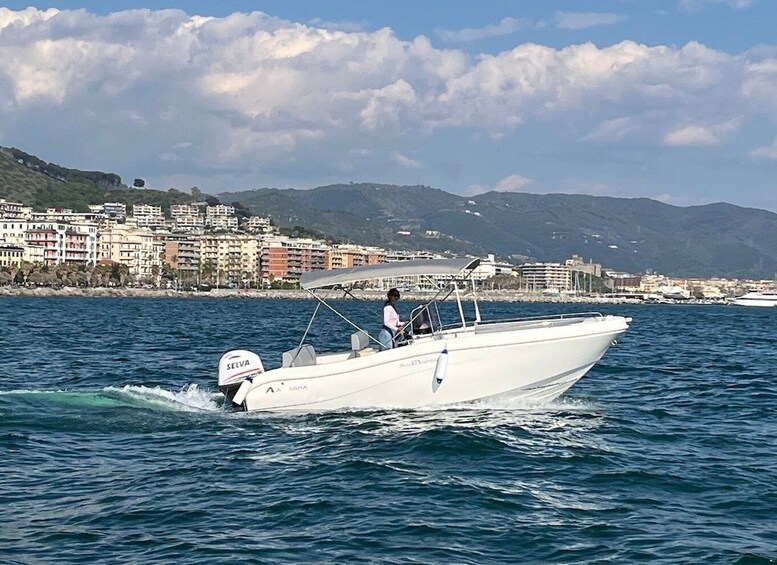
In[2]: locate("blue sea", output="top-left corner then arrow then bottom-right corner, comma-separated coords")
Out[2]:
1,297 -> 776,563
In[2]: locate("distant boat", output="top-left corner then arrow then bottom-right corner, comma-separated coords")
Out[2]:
729,291 -> 777,307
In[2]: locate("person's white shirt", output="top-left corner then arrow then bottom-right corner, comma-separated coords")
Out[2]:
383,304 -> 401,331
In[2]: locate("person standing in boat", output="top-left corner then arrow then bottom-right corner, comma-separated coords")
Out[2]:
379,288 -> 407,350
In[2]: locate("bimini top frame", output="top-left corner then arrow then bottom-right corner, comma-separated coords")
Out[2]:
299,258 -> 480,290
291,258 -> 482,356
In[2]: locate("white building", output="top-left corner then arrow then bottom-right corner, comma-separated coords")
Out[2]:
103,202 -> 127,219
205,205 -> 238,232
25,221 -> 99,266
132,204 -> 165,229
0,199 -> 31,219
470,254 -> 514,283
520,262 -> 571,291
244,216 -> 273,233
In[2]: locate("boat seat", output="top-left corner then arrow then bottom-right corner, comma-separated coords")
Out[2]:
282,344 -> 317,368
351,330 -> 371,351
351,330 -> 376,357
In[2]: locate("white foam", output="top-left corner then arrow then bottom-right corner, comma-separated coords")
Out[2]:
105,383 -> 222,412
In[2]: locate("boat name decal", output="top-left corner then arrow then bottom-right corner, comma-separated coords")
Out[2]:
288,385 -> 307,391
399,359 -> 435,368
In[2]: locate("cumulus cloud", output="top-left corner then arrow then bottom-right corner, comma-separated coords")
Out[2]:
393,152 -> 421,168
436,17 -> 528,43
680,0 -> 757,11
555,11 -> 626,30
467,174 -> 531,195
663,119 -> 738,146
495,174 -> 531,191
749,137 -> 777,159
0,8 -> 775,193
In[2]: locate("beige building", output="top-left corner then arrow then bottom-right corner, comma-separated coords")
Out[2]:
199,233 -> 261,286
99,224 -> 164,282
329,244 -> 385,269
0,244 -> 23,268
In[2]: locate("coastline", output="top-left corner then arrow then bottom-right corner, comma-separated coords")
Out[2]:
0,285 -> 656,304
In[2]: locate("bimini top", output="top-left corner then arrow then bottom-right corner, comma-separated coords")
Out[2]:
299,257 -> 480,290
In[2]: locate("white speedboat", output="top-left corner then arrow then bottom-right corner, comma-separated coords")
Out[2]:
729,291 -> 777,307
217,259 -> 631,412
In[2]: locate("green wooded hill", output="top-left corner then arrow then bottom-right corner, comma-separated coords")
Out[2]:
0,146 -> 196,213
221,183 -> 777,278
4,146 -> 777,277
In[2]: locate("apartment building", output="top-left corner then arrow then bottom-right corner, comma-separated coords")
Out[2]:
199,233 -> 261,286
470,254 -> 514,282
132,204 -> 165,230
0,199 -> 30,219
243,216 -> 273,233
329,244 -> 385,269
0,219 -> 28,245
103,202 -> 127,219
519,262 -> 571,291
22,221 -> 99,266
164,234 -> 201,280
99,224 -> 164,281
565,254 -> 602,278
0,244 -> 23,268
261,237 -> 329,284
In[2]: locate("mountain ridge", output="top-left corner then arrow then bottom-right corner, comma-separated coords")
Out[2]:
2,145 -> 775,278
220,184 -> 777,278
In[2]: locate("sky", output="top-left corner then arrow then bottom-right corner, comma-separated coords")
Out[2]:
1,1 -> 777,210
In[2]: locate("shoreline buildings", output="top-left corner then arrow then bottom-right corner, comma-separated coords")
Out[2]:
0,198 -> 771,296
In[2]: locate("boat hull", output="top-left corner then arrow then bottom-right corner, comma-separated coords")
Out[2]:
235,315 -> 629,412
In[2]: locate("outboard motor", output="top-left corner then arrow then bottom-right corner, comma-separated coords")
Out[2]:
218,350 -> 264,407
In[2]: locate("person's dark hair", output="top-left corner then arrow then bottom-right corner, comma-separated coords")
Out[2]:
387,288 -> 400,299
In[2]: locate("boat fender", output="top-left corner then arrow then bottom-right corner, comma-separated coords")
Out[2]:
232,378 -> 253,406
434,348 -> 449,384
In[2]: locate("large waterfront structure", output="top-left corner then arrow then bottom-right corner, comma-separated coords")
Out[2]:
520,262 -> 571,291
471,254 -> 514,283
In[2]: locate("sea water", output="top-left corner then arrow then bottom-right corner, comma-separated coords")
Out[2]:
1,297 -> 776,563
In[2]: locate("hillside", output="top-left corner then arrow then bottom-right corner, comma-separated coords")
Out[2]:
0,146 -> 196,213
221,183 -> 777,278
4,145 -> 776,278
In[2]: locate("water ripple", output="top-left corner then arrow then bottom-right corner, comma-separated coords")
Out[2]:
2,299 -> 777,562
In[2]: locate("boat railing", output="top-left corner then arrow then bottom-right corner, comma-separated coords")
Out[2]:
433,311 -> 604,333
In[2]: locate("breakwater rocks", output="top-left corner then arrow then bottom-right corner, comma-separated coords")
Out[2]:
0,285 -> 644,304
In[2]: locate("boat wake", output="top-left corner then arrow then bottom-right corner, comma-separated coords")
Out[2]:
0,383 -> 223,412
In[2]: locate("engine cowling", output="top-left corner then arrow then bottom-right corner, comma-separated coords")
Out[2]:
218,350 -> 264,406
